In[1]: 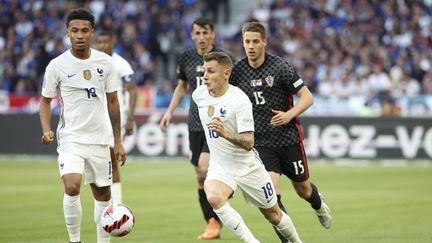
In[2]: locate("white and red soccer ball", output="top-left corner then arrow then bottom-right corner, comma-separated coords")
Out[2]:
100,204 -> 135,237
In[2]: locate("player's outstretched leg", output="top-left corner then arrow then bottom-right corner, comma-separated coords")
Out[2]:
274,212 -> 302,243
94,200 -> 110,243
305,183 -> 332,229
314,192 -> 332,229
272,195 -> 289,242
198,189 -> 222,239
261,204 -> 302,243
214,202 -> 259,243
64,193 -> 82,243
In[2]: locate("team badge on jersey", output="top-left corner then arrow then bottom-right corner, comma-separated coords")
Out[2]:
265,76 -> 274,87
83,70 -> 92,80
219,107 -> 226,117
208,105 -> 215,117
97,68 -> 104,77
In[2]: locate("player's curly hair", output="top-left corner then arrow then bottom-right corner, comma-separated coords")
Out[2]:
66,8 -> 95,28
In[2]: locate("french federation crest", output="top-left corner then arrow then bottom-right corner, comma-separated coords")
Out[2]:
83,70 -> 92,80
265,76 -> 274,87
207,105 -> 215,117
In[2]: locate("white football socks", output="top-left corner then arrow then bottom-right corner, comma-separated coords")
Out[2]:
275,212 -> 302,243
63,194 -> 82,242
214,202 -> 259,243
110,182 -> 122,205
94,200 -> 111,243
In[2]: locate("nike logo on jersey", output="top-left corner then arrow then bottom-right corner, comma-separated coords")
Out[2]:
266,197 -> 274,203
67,74 -> 77,78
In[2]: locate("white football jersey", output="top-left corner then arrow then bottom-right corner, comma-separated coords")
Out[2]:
42,48 -> 117,145
106,53 -> 135,145
192,85 -> 263,176
112,52 -> 134,117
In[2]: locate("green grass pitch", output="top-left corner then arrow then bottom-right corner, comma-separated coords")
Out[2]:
0,159 -> 431,242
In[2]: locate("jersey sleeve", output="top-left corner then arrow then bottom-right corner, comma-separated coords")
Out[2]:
236,93 -> 254,133
41,61 -> 59,98
229,63 -> 239,86
282,60 -> 304,94
117,56 -> 134,83
105,59 -> 118,93
177,53 -> 186,81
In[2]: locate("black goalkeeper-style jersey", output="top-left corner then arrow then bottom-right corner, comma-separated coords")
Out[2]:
230,53 -> 305,146
177,46 -> 230,131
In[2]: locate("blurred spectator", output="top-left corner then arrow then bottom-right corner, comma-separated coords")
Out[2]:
367,64 -> 392,101
0,0 -> 431,116
154,79 -> 174,108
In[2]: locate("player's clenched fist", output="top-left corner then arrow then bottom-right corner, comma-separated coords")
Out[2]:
41,131 -> 54,144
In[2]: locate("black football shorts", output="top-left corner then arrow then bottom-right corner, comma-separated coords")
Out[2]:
189,131 -> 210,166
255,143 -> 309,182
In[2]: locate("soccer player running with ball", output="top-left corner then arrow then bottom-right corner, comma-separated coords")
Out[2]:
230,22 -> 333,242
96,31 -> 137,205
39,8 -> 126,243
192,51 -> 302,243
159,17 -> 228,240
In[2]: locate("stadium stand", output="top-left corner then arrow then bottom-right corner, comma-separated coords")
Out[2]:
0,0 -> 431,116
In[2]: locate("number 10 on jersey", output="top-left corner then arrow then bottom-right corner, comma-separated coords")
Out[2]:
208,130 -> 219,138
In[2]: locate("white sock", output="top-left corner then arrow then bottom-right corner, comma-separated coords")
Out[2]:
111,183 -> 122,205
214,202 -> 258,243
94,200 -> 111,243
63,194 -> 82,242
275,212 -> 302,243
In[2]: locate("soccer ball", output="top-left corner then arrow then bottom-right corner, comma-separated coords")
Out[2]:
100,204 -> 135,237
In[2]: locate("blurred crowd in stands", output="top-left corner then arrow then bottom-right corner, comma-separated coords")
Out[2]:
1,0 -> 431,116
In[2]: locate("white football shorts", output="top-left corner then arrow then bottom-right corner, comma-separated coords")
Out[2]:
205,162 -> 277,209
57,142 -> 112,187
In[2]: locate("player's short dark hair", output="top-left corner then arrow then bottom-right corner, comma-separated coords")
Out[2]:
242,22 -> 266,39
204,52 -> 233,69
97,30 -> 114,38
192,17 -> 214,32
66,8 -> 95,29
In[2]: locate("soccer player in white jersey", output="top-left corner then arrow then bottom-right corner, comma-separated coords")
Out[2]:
96,31 -> 137,205
39,9 -> 126,243
192,52 -> 302,243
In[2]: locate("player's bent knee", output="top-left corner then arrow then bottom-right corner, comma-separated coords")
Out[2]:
64,185 -> 80,196
261,207 -> 282,225
295,187 -> 311,199
294,183 -> 312,199
206,194 -> 226,209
